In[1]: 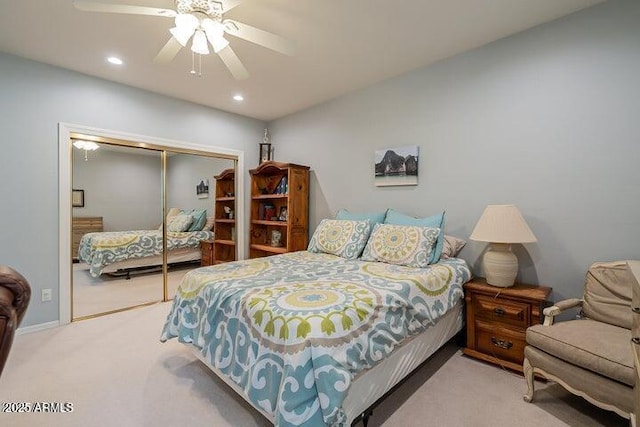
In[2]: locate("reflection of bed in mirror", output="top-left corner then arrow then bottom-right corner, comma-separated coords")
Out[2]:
78,229 -> 214,278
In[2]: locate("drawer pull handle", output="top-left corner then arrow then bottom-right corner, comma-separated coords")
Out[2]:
494,308 -> 505,316
632,337 -> 640,345
632,307 -> 640,314
491,337 -> 513,349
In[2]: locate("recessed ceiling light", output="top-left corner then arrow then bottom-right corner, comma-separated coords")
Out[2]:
107,56 -> 123,65
233,94 -> 244,101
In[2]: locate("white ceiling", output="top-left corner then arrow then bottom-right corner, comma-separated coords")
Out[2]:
0,0 -> 605,121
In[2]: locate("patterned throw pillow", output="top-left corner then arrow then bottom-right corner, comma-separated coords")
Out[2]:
158,207 -> 181,231
307,219 -> 372,260
167,214 -> 193,232
361,223 -> 440,268
384,209 -> 446,264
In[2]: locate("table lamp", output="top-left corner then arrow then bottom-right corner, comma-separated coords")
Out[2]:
469,204 -> 537,287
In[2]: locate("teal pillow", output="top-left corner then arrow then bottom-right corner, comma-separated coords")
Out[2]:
384,209 -> 445,264
186,209 -> 207,232
335,208 -> 387,224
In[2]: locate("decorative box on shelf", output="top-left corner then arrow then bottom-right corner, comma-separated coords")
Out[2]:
462,278 -> 552,373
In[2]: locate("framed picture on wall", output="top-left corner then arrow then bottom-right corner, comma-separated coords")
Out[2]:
374,145 -> 419,187
72,189 -> 85,207
196,178 -> 209,199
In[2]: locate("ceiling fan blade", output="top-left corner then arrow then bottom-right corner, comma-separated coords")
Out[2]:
223,19 -> 295,56
217,46 -> 249,80
153,37 -> 183,64
73,1 -> 176,17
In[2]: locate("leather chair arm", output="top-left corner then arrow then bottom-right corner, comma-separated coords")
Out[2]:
0,266 -> 32,377
0,266 -> 31,326
542,298 -> 583,326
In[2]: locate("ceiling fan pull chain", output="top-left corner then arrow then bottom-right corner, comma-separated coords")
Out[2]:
198,53 -> 203,77
190,51 -> 196,75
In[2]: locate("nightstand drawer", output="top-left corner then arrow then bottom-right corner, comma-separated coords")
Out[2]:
475,320 -> 526,364
473,294 -> 530,328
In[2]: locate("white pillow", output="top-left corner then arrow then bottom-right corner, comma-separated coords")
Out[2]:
441,235 -> 466,258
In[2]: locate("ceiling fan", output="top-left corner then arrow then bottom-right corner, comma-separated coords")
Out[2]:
72,0 -> 296,80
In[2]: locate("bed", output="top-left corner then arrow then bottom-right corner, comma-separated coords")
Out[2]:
78,229 -> 214,278
160,249 -> 471,426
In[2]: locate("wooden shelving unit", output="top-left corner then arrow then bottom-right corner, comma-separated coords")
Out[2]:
213,168 -> 236,264
249,161 -> 309,259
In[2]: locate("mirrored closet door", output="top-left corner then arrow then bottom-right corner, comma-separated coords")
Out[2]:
70,136 -> 239,321
71,142 -> 164,320
164,152 -> 236,300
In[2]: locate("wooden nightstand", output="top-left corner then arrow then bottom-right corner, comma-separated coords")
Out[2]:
462,278 -> 551,373
200,239 -> 214,267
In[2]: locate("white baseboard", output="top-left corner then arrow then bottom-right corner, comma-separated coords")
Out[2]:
16,320 -> 60,336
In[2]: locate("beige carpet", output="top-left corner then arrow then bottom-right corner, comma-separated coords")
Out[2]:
72,262 -> 195,319
0,303 -> 628,427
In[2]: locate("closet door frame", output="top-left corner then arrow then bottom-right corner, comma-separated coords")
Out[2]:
58,122 -> 245,325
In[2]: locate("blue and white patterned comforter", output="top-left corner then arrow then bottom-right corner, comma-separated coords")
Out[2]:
161,251 -> 471,426
78,229 -> 214,277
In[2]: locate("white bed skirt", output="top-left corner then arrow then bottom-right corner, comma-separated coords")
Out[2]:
190,299 -> 463,425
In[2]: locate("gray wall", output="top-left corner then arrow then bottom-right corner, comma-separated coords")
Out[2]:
0,52 -> 264,327
270,0 -> 640,302
73,146 -> 162,231
166,154 -> 235,215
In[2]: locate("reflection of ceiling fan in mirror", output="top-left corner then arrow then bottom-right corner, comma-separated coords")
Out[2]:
73,0 -> 296,80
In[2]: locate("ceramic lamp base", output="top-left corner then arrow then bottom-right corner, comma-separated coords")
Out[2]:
482,243 -> 518,287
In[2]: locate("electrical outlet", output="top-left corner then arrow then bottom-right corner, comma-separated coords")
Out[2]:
41,288 -> 52,302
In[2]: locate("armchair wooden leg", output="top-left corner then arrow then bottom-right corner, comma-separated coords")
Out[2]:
523,357 -> 535,403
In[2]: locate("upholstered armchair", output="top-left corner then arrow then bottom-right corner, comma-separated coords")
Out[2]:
0,265 -> 31,377
523,261 -> 636,421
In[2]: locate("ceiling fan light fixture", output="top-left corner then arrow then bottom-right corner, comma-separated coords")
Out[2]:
174,13 -> 199,31
170,13 -> 199,46
73,140 -> 100,151
169,26 -> 191,46
201,18 -> 228,53
191,29 -> 210,55
210,36 -> 229,53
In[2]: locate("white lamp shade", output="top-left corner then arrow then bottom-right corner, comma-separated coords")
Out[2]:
469,205 -> 537,244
